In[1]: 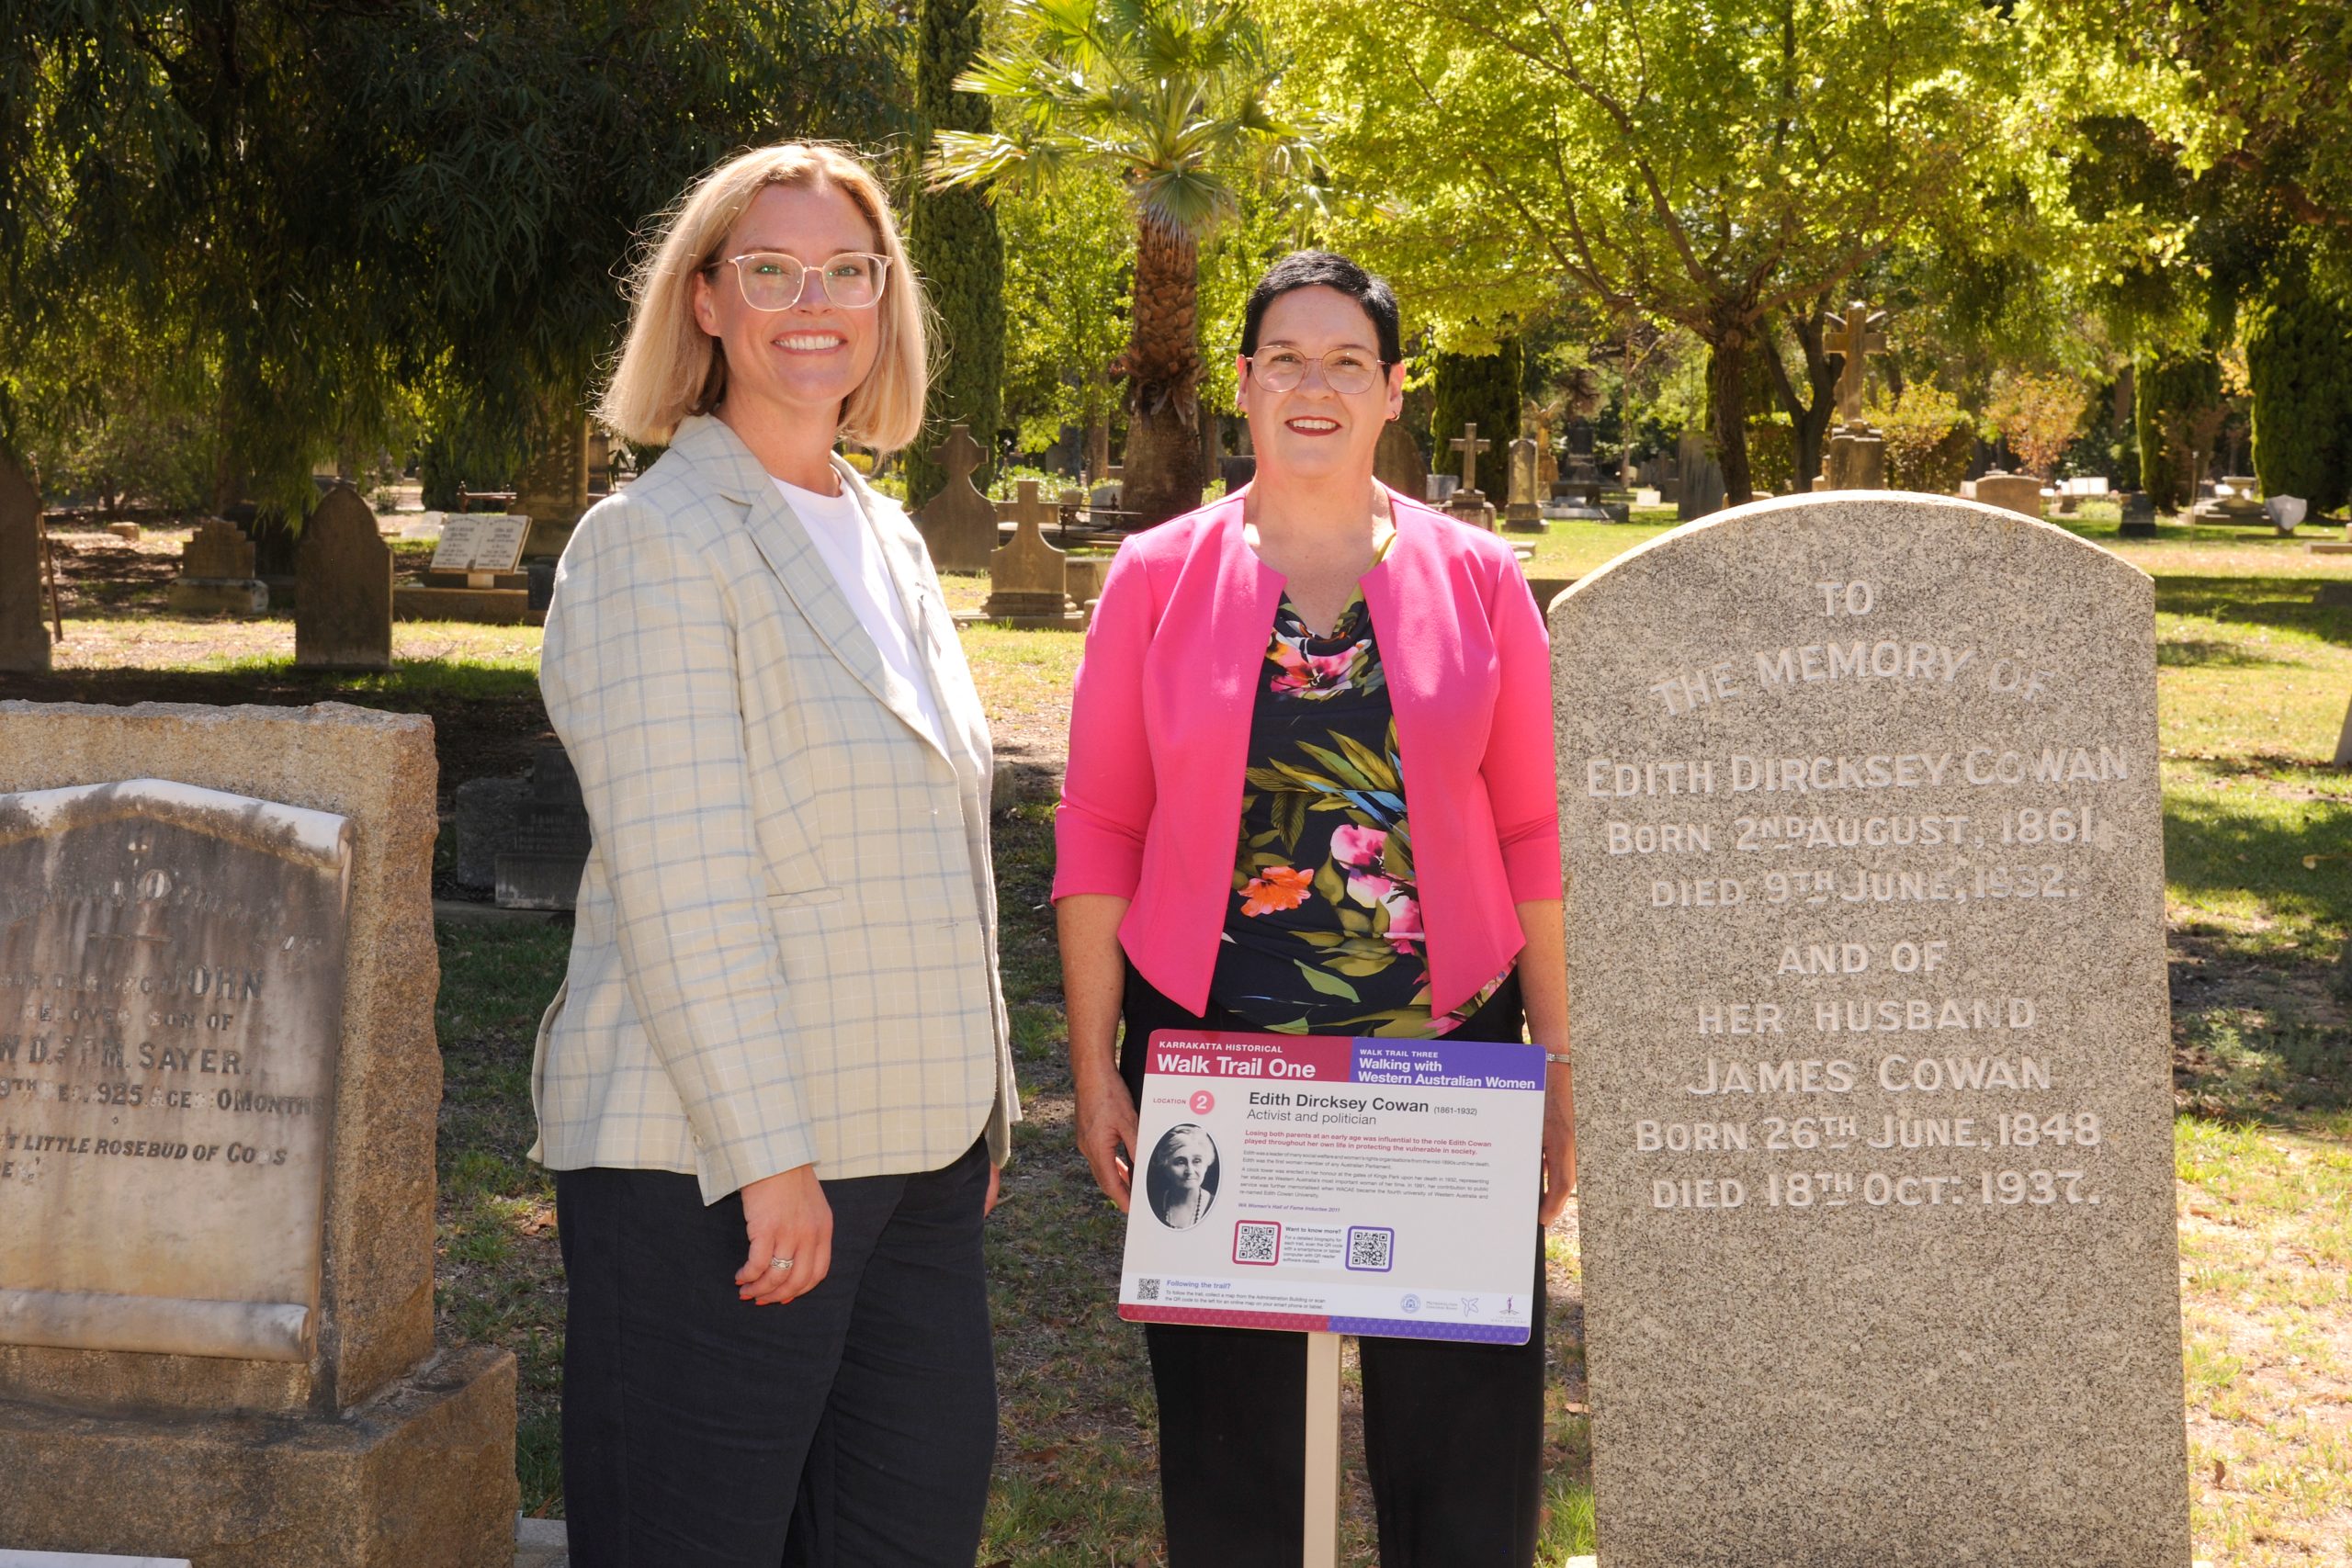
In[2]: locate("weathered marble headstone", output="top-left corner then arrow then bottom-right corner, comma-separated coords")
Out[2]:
1552,493 -> 2188,1568
914,423 -> 999,574
0,703 -> 514,1566
166,520 -> 268,617
984,480 -> 1077,627
295,485 -> 393,671
1504,435 -> 1545,532
1,451 -> 49,673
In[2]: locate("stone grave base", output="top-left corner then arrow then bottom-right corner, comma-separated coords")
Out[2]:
2308,539 -> 2352,555
495,851 -> 586,911
165,580 -> 267,616
393,584 -> 532,625
423,569 -> 530,591
979,591 -> 1084,630
1502,510 -> 1547,534
0,1345 -> 515,1568
107,522 -> 142,541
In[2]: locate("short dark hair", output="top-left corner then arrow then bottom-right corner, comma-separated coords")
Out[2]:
1239,251 -> 1403,367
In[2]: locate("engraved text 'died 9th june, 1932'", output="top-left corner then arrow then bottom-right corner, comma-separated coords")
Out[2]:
1553,493 -> 2190,1568
0,779 -> 352,1362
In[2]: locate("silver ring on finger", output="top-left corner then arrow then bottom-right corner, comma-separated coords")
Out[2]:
768,1256 -> 795,1272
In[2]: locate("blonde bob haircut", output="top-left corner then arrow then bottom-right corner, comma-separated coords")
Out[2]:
597,141 -> 930,453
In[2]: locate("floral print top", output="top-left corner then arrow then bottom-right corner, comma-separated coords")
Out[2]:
1208,580 -> 1513,1036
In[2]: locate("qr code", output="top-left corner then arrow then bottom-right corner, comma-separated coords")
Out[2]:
1233,1221 -> 1281,1265
1135,1277 -> 1161,1303
1346,1226 -> 1393,1271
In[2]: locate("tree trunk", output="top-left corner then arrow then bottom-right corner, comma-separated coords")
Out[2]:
1759,302 -> 1839,491
1707,331 -> 1756,506
1124,214 -> 1204,526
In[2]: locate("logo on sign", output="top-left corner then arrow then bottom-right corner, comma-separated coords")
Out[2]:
1189,1089 -> 1216,1115
1400,1293 -> 1421,1314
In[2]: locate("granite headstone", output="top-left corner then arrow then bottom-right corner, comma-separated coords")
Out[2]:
1551,493 -> 2189,1567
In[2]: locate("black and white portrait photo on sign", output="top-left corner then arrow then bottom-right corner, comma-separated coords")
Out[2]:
1146,1123 -> 1219,1231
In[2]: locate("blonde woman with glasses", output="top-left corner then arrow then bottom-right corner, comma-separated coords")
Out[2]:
530,141 -> 1018,1566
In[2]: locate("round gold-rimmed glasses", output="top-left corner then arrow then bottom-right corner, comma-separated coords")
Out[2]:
1243,346 -> 1390,395
707,251 -> 891,311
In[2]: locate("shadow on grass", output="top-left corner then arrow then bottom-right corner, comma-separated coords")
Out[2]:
2154,575 -> 2352,648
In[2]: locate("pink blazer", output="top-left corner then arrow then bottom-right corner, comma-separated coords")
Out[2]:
1052,487 -> 1562,1017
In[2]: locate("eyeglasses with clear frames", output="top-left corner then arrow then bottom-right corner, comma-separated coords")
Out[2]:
707,251 -> 891,311
1243,346 -> 1391,396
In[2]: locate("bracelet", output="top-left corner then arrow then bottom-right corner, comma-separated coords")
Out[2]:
1544,1051 -> 1574,1066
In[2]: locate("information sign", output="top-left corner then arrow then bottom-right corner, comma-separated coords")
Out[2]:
1119,1030 -> 1546,1343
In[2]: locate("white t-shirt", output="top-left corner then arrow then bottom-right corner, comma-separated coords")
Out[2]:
774,475 -> 948,754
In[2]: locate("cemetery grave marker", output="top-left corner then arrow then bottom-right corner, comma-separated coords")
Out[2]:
1374,423 -> 1420,495
1,451 -> 48,672
0,703 -> 515,1565
1821,300 -> 1891,491
984,480 -> 1080,627
428,513 -> 530,585
914,423 -> 999,574
1551,492 -> 2190,1567
1674,433 -> 1726,521
1504,435 -> 1546,532
295,485 -> 394,671
494,741 -> 593,911
1448,423 -> 1498,532
166,519 -> 268,617
1974,470 -> 2046,519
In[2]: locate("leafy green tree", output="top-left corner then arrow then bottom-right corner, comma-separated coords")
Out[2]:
2136,351 -> 2222,510
1282,0 -> 2030,505
998,175 -> 1132,462
0,0 -> 907,508
905,0 -> 1005,500
1430,344 -> 1521,491
928,0 -> 1322,527
2245,269 -> 2352,512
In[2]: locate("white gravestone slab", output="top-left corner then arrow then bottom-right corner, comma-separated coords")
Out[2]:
429,513 -> 527,578
1552,494 -> 2189,1566
0,780 -> 353,1362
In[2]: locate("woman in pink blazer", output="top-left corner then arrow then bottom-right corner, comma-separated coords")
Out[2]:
1055,252 -> 1574,1567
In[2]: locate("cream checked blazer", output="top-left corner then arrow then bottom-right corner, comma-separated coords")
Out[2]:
529,414 -> 1018,1202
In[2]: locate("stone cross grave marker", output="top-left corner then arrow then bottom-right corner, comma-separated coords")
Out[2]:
1,449 -> 48,672
0,705 -> 515,1565
1826,299 -> 1890,429
1450,423 -> 1490,496
1550,493 -> 2189,1567
167,519 -> 268,616
984,479 -> 1075,626
915,423 -> 999,575
295,484 -> 393,671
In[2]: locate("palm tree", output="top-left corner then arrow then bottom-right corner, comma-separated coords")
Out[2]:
927,0 -> 1319,528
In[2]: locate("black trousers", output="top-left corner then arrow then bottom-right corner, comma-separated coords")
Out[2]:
555,1139 -> 997,1568
1121,964 -> 1548,1568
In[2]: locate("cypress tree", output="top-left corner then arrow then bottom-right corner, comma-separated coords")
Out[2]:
2246,271 -> 2352,513
2134,351 -> 2222,510
1430,340 -> 1523,494
906,0 -> 1005,502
